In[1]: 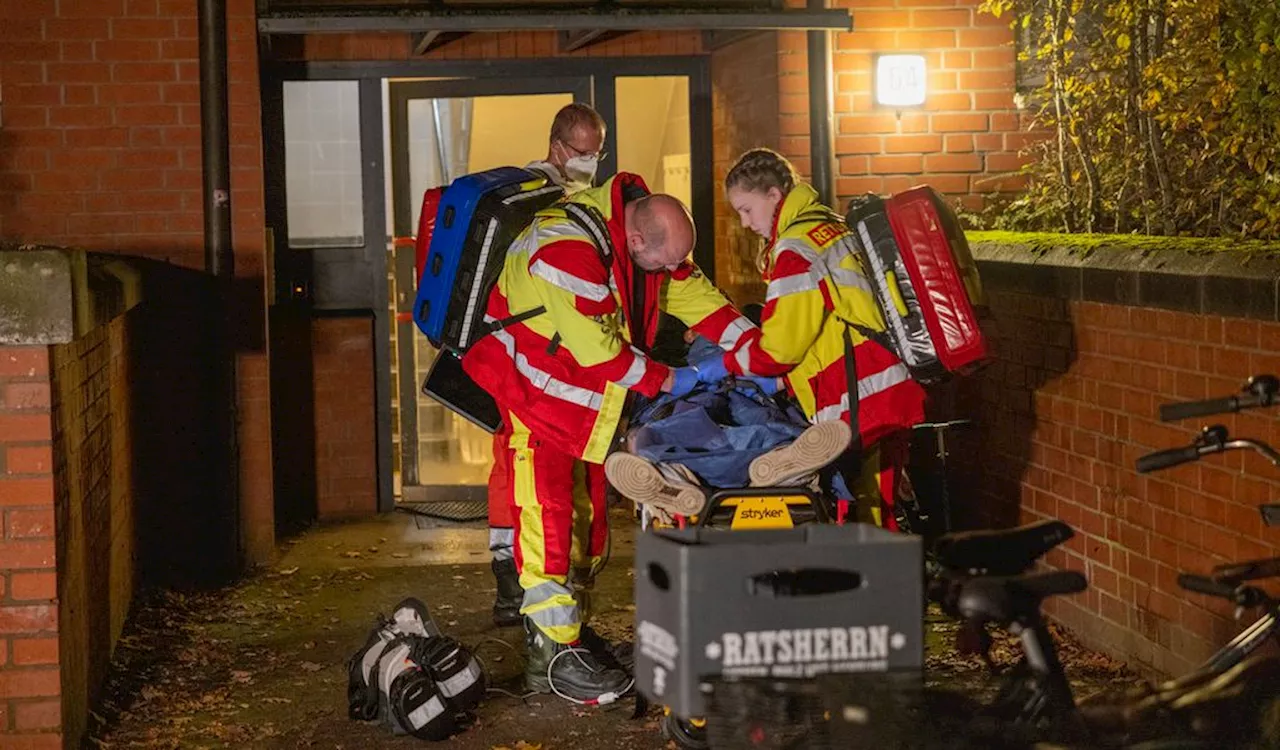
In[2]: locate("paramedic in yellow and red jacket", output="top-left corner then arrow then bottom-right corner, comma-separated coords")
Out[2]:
696,147 -> 926,530
487,103 -> 608,631
462,171 -> 754,700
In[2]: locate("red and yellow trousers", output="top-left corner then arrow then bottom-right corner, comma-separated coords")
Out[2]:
491,411 -> 608,644
488,435 -> 516,560
842,430 -> 911,531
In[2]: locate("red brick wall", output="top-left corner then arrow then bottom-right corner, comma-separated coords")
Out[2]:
955,281 -> 1280,677
711,33 -> 781,303
0,0 -> 275,567
0,346 -> 61,749
774,0 -> 1026,213
48,315 -> 135,748
0,0 -> 265,268
312,318 -> 377,520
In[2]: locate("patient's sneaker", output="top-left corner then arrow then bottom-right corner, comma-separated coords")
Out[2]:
748,420 -> 852,487
604,453 -> 706,517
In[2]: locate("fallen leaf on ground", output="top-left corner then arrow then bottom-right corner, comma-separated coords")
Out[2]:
300,662 -> 323,672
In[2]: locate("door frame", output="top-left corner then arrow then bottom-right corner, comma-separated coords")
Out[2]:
262,56 -> 714,510
261,74 -> 396,515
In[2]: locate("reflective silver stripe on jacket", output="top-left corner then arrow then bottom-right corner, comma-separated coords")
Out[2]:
616,347 -> 649,388
488,320 -> 604,411
718,316 -> 754,351
812,363 -> 912,422
529,259 -> 611,302
766,272 -> 821,302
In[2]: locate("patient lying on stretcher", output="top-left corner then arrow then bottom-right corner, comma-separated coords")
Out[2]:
603,315 -> 854,522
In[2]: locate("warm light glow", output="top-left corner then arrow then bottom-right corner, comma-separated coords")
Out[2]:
875,54 -> 927,108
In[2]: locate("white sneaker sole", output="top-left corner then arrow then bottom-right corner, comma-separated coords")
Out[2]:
604,453 -> 706,517
748,420 -> 852,487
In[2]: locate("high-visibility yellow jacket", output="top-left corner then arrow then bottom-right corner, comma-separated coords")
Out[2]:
726,183 -> 925,446
464,173 -> 755,463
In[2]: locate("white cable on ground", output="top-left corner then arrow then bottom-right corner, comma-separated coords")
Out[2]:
547,647 -> 635,707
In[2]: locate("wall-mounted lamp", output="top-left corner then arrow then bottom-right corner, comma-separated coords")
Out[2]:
875,54 -> 927,108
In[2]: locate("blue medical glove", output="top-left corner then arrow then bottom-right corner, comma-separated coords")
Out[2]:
693,357 -> 729,384
667,366 -> 700,397
742,376 -> 782,395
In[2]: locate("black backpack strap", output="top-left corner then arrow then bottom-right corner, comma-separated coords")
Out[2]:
837,317 -> 895,357
476,203 -> 610,342
842,324 -> 863,457
562,201 -> 614,266
481,305 -> 546,337
562,199 -> 655,350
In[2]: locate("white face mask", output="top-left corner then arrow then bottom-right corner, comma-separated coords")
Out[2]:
564,154 -> 599,187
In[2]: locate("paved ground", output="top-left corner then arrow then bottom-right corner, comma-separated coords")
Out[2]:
86,508 -> 1140,749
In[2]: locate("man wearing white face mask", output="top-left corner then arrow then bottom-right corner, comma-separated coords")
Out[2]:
488,102 -> 608,630
525,102 -> 606,193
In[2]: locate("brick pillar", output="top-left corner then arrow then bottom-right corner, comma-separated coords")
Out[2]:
0,346 -> 61,748
312,317 -> 377,520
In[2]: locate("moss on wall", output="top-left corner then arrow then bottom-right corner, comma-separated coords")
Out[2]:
968,231 -> 1280,263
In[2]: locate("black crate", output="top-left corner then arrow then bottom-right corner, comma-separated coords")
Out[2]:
635,523 -> 924,718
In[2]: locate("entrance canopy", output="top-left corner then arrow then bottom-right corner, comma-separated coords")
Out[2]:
256,0 -> 854,52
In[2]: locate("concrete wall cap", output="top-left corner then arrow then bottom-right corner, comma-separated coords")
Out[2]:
0,247 -> 74,345
969,232 -> 1280,281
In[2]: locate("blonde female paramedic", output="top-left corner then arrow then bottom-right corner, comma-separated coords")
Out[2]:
691,148 -> 926,529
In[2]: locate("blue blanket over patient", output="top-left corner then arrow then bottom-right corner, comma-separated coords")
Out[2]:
628,382 -> 810,489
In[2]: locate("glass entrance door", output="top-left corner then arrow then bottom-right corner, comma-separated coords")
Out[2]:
387,78 -> 591,499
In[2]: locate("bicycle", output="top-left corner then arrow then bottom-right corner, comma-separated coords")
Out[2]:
891,375 -> 1280,749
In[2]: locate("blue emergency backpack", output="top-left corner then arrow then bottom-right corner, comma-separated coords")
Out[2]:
412,167 -> 566,351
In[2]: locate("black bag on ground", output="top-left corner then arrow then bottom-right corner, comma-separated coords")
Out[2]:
414,635 -> 486,712
347,598 -> 486,742
347,598 -> 441,721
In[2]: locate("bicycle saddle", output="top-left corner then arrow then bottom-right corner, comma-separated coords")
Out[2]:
955,570 -> 1088,625
934,520 -> 1074,575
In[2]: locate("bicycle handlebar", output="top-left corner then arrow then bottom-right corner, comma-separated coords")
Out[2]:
1213,557 -> 1280,586
1159,375 -> 1277,422
1135,445 -> 1202,473
1178,573 -> 1237,600
1160,395 -> 1256,422
1179,573 -> 1276,609
1137,436 -> 1280,474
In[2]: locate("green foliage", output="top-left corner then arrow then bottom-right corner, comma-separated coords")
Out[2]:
975,0 -> 1280,239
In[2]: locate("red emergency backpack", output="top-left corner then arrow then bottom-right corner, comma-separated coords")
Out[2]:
845,186 -> 988,383
414,186 -> 444,285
